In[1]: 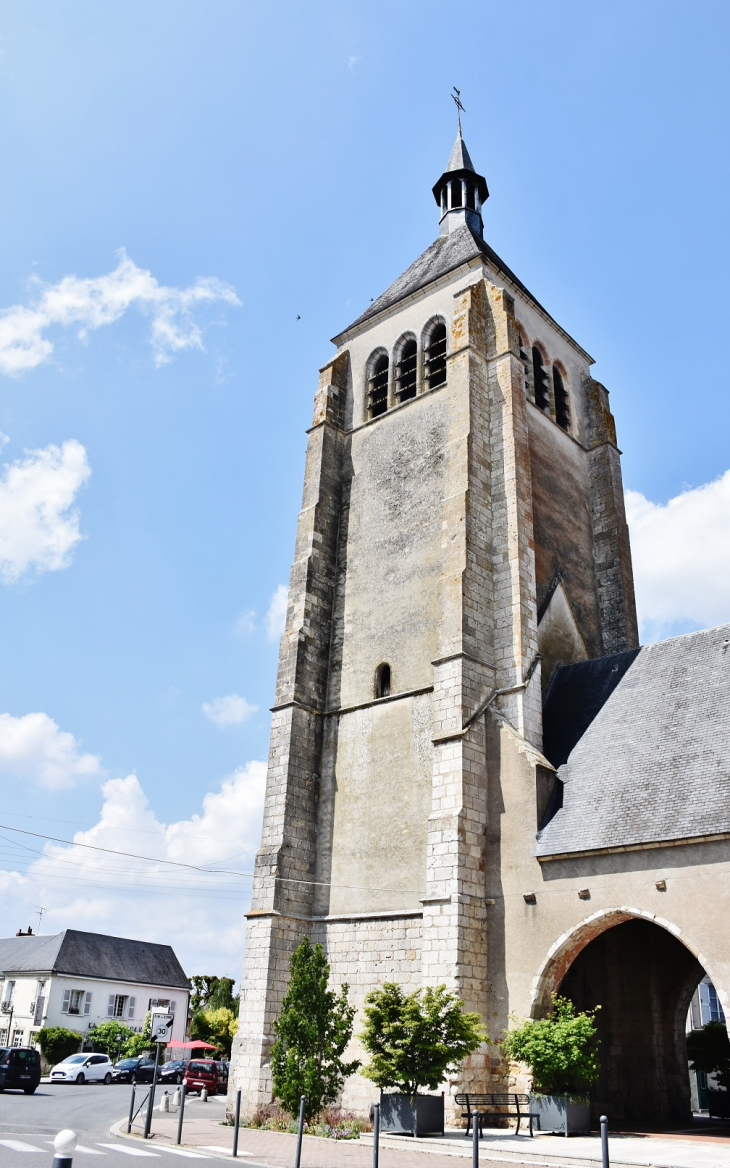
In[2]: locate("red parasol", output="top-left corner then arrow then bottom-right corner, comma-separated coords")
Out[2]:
166,1039 -> 220,1050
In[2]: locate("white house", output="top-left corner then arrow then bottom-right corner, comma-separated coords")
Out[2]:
0,929 -> 190,1050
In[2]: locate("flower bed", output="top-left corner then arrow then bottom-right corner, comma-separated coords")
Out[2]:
238,1103 -> 372,1140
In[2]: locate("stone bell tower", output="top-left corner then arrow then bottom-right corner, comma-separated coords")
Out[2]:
229,124 -> 638,1116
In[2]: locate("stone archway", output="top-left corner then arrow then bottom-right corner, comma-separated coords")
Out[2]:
530,910 -> 725,1127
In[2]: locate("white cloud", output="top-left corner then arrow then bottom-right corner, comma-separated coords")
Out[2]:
0,762 -> 267,976
202,693 -> 258,726
0,439 -> 90,583
625,468 -> 730,640
348,55 -> 360,71
0,712 -> 101,790
265,583 -> 288,641
0,251 -> 240,375
234,609 -> 256,636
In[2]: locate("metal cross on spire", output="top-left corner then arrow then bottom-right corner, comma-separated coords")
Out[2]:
451,86 -> 465,131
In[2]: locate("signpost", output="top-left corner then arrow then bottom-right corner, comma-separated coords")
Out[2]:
143,1012 -> 174,1139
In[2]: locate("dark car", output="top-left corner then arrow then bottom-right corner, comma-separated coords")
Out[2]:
213,1061 -> 229,1091
0,1047 -> 42,1094
111,1056 -> 157,1084
183,1059 -> 225,1095
159,1059 -> 188,1085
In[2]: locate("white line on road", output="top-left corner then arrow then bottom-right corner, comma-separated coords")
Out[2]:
45,1140 -> 106,1154
0,1141 -> 44,1153
154,1149 -> 211,1159
98,1145 -> 160,1157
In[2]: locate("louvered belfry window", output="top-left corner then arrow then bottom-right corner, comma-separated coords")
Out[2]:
367,354 -> 389,418
424,323 -> 447,388
396,339 -> 417,402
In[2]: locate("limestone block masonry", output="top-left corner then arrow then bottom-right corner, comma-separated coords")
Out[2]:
228,133 -> 643,1122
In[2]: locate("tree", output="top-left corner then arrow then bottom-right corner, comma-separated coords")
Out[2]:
36,1027 -> 82,1067
190,976 -> 239,1017
501,995 -> 600,1098
271,937 -> 359,1121
360,983 -> 485,1099
687,1021 -> 730,1090
87,1020 -> 136,1060
190,1006 -> 238,1058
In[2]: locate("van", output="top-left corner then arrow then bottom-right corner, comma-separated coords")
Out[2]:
0,1047 -> 42,1094
183,1059 -> 222,1095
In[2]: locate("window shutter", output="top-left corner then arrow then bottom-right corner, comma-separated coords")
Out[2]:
127,996 -> 135,1020
62,989 -> 71,1014
169,1000 -> 176,1014
34,997 -> 44,1026
84,992 -> 92,1015
107,994 -> 115,1017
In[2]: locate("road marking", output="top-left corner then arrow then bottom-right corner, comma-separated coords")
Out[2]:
98,1146 -> 160,1157
0,1141 -> 44,1152
154,1149 -> 211,1159
45,1142 -> 105,1155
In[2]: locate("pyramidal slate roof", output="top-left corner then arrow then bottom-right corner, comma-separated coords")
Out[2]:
336,223 -> 545,339
0,929 -> 189,989
536,624 -> 730,858
446,127 -> 476,173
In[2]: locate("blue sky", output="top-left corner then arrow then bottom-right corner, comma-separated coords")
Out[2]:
0,0 -> 728,978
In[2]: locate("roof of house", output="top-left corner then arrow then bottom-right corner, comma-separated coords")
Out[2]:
0,929 -> 189,989
333,223 -> 551,340
536,624 -> 730,858
542,648 -> 641,769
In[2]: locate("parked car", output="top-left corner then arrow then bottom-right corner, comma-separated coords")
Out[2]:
183,1059 -> 225,1095
159,1059 -> 188,1085
50,1053 -> 113,1084
0,1047 -> 42,1094
213,1061 -> 229,1091
111,1056 -> 157,1084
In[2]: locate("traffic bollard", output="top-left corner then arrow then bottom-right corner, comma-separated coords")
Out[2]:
294,1095 -> 306,1168
372,1102 -> 380,1168
175,1083 -> 187,1145
52,1129 -> 77,1167
172,1086 -> 182,1108
201,1086 -> 208,1102
600,1115 -> 609,1168
159,1090 -> 170,1112
232,1086 -> 242,1158
472,1110 -> 479,1168
127,1084 -> 136,1133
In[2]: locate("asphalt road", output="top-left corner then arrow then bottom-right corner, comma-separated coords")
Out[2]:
0,1079 -> 226,1163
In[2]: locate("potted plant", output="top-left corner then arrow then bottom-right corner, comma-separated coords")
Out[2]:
360,983 -> 485,1137
501,996 -> 599,1135
687,1021 -> 730,1118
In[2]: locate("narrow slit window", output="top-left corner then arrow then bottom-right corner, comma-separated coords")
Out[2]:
367,354 -> 389,417
553,365 -> 570,431
532,347 -> 550,411
424,323 -> 447,388
376,663 -> 391,698
450,180 -> 462,208
397,339 -> 417,401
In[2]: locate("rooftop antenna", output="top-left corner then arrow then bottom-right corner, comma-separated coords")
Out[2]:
451,86 -> 465,132
35,906 -> 46,934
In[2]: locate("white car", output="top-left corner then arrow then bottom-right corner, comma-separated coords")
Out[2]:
50,1053 -> 113,1084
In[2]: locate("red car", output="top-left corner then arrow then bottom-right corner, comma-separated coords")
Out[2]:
183,1059 -> 224,1095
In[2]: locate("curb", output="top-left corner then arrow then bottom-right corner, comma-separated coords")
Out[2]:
108,1117 -> 271,1164
358,1132 -> 692,1168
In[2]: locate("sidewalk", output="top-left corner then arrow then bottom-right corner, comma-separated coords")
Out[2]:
112,1099 -> 730,1168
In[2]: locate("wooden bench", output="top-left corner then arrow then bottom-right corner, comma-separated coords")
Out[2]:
454,1093 -> 539,1138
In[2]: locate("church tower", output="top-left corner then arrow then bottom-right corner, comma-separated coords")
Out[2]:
229,125 -> 638,1115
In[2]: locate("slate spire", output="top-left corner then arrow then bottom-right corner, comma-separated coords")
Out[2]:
432,125 -> 489,238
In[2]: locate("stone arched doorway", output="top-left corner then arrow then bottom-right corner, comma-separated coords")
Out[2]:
531,910 -> 720,1127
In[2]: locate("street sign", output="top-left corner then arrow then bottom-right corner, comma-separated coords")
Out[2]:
151,1011 -> 174,1042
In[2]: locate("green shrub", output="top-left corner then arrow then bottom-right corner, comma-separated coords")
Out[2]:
360,982 -> 485,1098
271,937 -> 359,1122
501,995 -> 599,1099
36,1027 -> 82,1066
86,1020 -> 136,1059
687,1021 -> 730,1090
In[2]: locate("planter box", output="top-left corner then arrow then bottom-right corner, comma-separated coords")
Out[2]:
379,1092 -> 444,1136
529,1094 -> 590,1135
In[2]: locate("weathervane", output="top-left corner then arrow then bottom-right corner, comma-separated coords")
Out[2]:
451,86 -> 465,131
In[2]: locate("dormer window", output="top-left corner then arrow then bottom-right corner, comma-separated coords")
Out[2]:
553,365 -> 571,431
375,663 -> 391,698
532,347 -> 550,411
367,352 -> 389,418
423,321 -> 447,389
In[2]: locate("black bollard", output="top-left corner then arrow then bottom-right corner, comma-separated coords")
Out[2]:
472,1109 -> 479,1168
372,1102 -> 380,1168
294,1095 -> 306,1168
600,1115 -> 609,1168
232,1087 -> 242,1158
127,1084 -> 136,1134
51,1129 -> 77,1166
176,1083 -> 187,1145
